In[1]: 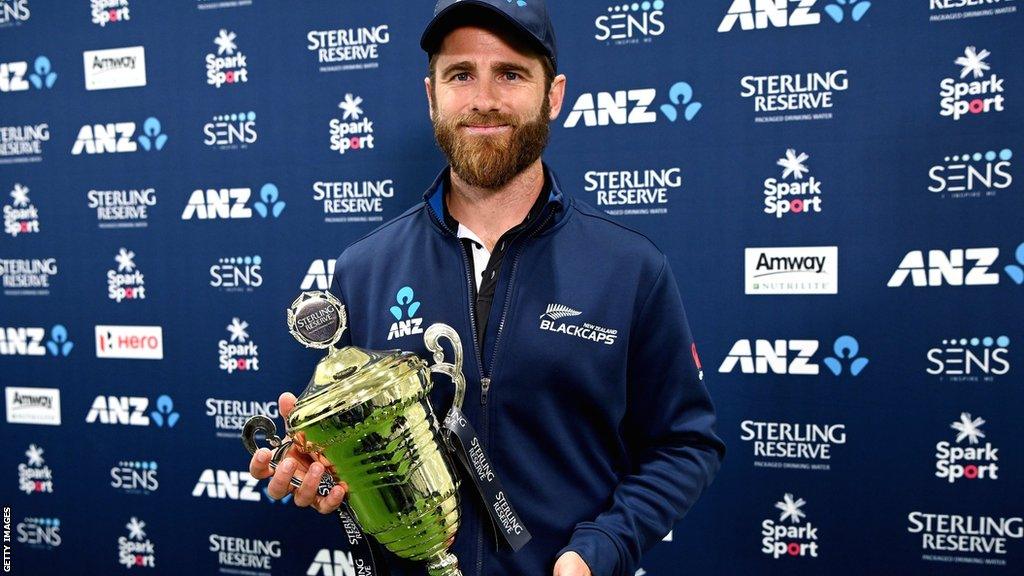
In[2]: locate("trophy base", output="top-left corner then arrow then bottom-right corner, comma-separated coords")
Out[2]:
427,553 -> 461,576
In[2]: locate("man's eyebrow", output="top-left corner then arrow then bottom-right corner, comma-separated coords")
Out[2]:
440,60 -> 476,76
493,61 -> 533,77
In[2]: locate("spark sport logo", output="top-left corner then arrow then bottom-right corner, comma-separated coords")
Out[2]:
5,182 -> 40,237
314,179 -> 394,223
718,0 -> 872,32
192,470 -> 261,502
538,303 -> 619,346
740,420 -> 846,471
0,257 -> 57,296
940,47 -> 1005,121
719,335 -> 869,376
210,255 -> 263,292
206,29 -> 248,88
203,111 -> 257,149
91,0 -> 130,27
594,1 -> 665,45
83,46 -> 146,91
563,81 -> 702,128
0,0 -> 30,28
107,248 -> 147,303
929,148 -> 1013,199
928,335 -> 1010,382
218,318 -> 259,374
330,93 -> 376,155
744,246 -> 837,295
930,0 -> 1017,22
762,150 -> 823,218
740,70 -> 848,123
907,513 -> 1022,566
182,183 -> 285,220
110,459 -> 159,495
887,242 -> 1024,287
88,187 -> 156,228
387,286 -> 425,341
16,517 -> 61,550
119,517 -> 156,569
86,394 -> 179,428
0,122 -> 49,163
1,55 -> 56,92
18,443 -> 53,494
935,412 -> 999,484
301,258 -> 335,290
71,116 -> 167,155
209,534 -> 281,573
761,494 -> 819,559
583,167 -> 680,216
205,398 -> 278,439
307,23 -> 390,73
5,387 -> 61,426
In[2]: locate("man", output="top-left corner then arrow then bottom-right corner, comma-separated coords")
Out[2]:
249,1 -> 724,575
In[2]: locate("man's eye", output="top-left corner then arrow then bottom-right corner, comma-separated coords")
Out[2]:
504,72 -> 520,81
454,72 -> 470,82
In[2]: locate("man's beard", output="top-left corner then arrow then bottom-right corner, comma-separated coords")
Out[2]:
433,98 -> 550,189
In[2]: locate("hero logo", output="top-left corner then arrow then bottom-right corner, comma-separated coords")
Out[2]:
203,111 -> 257,149
86,394 -> 179,428
330,93 -> 375,154
595,1 -> 665,44
928,335 -> 1010,381
719,335 -> 869,376
302,258 -> 336,290
5,182 -> 40,236
307,549 -> 363,576
719,0 -> 871,32
182,183 -> 284,220
564,81 -> 702,128
887,243 -> 1024,287
5,387 -> 61,426
936,412 -> 999,484
0,0 -> 30,27
907,513 -> 1022,563
71,116 -> 167,154
118,517 -> 156,568
192,470 -> 261,502
18,443 -> 53,494
740,421 -> 846,471
107,248 -> 147,302
761,494 -> 819,559
539,303 -> 619,346
206,29 -> 249,88
940,47 -> 1005,121
210,255 -> 263,291
763,150 -> 823,218
110,460 -> 159,494
0,325 -> 73,357
218,318 -> 260,374
95,325 -> 162,359
91,0 -> 130,27
929,148 -> 1013,198
387,286 -> 424,341
1,55 -> 55,92
745,246 -> 837,295
16,517 -> 61,549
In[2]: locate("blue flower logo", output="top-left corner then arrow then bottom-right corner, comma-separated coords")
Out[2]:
825,0 -> 872,23
823,335 -> 869,376
45,324 -> 73,357
150,395 -> 179,428
660,82 -> 702,122
28,56 -> 57,89
389,286 -> 421,320
137,117 -> 168,151
254,183 -> 286,218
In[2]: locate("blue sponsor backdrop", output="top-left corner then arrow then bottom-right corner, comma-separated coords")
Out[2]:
1,1 -> 1022,574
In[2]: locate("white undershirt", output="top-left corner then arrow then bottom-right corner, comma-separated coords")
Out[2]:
457,223 -> 490,291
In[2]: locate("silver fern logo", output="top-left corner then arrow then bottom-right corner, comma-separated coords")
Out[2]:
539,303 -> 618,346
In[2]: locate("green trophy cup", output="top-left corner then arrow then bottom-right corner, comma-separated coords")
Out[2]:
242,291 -> 466,576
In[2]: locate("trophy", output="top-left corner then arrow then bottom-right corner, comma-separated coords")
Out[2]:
242,291 -> 467,576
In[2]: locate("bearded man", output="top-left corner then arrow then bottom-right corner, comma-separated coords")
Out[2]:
249,2 -> 724,575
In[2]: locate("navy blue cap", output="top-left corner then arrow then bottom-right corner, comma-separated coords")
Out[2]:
421,0 -> 557,70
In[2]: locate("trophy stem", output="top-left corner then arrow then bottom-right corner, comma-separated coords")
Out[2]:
426,553 -> 462,576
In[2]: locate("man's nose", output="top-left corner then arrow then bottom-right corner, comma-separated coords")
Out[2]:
471,78 -> 501,113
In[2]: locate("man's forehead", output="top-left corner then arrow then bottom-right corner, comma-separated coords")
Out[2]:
436,25 -> 540,66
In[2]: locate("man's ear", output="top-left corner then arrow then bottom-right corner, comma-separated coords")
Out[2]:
425,77 -> 435,121
548,74 -> 567,120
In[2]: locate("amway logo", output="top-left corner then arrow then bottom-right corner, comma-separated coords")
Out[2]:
940,46 -> 1005,121
719,0 -> 871,32
71,116 -> 167,154
86,394 -> 179,427
5,387 -> 61,425
182,184 -> 284,220
745,246 -> 837,295
95,325 -> 163,359
563,81 -> 702,127
719,335 -> 868,376
936,412 -> 999,484
83,46 -> 145,91
0,55 -> 56,92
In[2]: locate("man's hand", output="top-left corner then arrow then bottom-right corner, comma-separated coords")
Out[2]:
553,551 -> 592,576
248,392 -> 348,514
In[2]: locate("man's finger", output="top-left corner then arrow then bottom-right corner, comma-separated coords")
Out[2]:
315,484 -> 348,515
267,457 -> 298,500
249,448 -> 273,479
294,462 -> 323,508
279,392 -> 297,419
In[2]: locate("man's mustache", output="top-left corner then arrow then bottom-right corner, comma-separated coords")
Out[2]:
453,113 -> 518,128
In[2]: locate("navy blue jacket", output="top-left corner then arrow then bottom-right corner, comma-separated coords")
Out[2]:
329,165 -> 724,576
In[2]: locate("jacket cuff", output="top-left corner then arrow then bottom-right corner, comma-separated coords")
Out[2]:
557,526 -> 621,576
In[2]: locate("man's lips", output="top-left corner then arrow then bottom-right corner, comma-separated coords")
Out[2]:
460,124 -> 512,135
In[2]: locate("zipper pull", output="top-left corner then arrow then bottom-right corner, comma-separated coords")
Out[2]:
480,377 -> 491,406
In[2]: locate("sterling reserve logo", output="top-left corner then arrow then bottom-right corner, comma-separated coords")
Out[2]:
539,303 -> 619,346
740,69 -> 848,123
740,420 -> 846,471
307,22 -> 390,73
583,167 -> 680,216
908,512 -> 1022,566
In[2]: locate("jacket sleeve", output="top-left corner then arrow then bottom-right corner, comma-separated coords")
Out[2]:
558,255 -> 725,576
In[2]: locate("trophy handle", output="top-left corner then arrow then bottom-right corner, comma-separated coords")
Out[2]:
424,323 -> 466,411
241,415 -> 336,496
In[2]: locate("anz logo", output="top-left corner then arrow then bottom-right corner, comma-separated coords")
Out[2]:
386,286 -> 423,341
